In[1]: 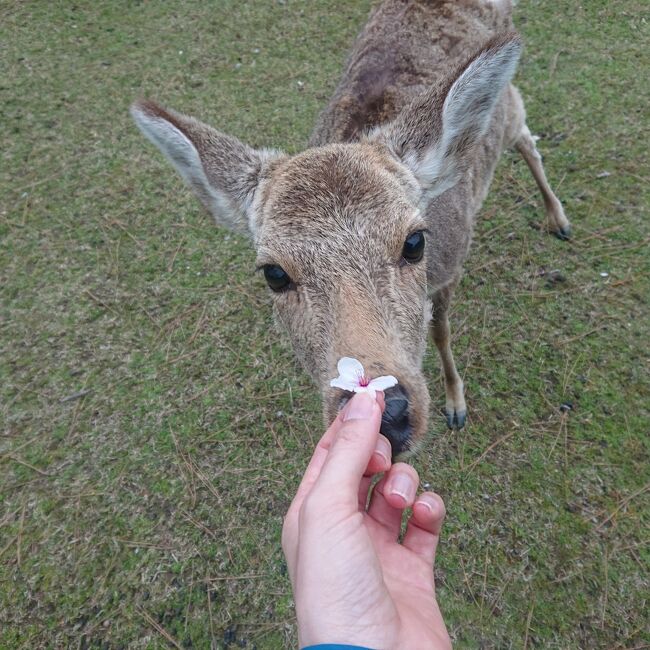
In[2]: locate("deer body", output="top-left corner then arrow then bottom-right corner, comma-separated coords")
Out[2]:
132,0 -> 570,456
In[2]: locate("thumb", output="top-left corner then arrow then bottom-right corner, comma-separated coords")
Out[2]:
312,392 -> 383,504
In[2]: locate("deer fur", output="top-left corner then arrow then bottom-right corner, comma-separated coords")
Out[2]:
132,0 -> 570,457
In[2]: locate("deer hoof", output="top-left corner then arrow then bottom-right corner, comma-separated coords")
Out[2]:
445,408 -> 467,430
553,224 -> 572,241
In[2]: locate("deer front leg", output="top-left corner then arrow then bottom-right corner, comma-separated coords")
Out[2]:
431,288 -> 466,430
516,124 -> 572,240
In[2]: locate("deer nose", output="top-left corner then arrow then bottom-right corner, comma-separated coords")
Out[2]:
380,385 -> 412,457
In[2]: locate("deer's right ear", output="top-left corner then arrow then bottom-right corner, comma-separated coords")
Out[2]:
131,100 -> 283,238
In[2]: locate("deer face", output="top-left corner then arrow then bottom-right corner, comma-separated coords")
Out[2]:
131,35 -> 521,456
253,144 -> 432,455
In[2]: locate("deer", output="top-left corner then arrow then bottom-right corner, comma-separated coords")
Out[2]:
131,0 -> 570,459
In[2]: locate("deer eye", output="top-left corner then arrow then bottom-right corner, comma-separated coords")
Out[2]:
263,264 -> 293,292
402,231 -> 425,264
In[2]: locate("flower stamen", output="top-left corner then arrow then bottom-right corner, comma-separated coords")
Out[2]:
330,357 -> 398,399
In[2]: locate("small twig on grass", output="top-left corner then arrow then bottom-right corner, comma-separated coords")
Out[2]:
207,586 -> 217,649
601,545 -> 609,630
205,573 -> 267,582
138,607 -> 183,650
83,289 -> 120,316
615,625 -> 650,650
166,349 -> 201,365
170,430 -> 197,508
184,567 -> 194,633
523,598 -> 535,650
549,49 -> 565,76
66,377 -> 91,443
468,254 -> 508,275
596,482 -> 650,532
172,440 -> 222,504
581,236 -> 650,256
490,573 -> 514,616
104,218 -> 144,249
479,547 -> 489,625
16,504 -> 25,568
0,536 -> 17,560
4,455 -> 51,476
458,558 -> 480,608
186,360 -> 242,404
188,303 -> 208,346
1,377 -> 40,417
464,431 -> 515,474
557,325 -> 609,346
180,509 -> 217,540
167,236 -> 185,273
115,538 -> 176,551
249,389 -> 293,401
59,389 -> 92,403
616,538 -> 650,554
167,305 -> 210,365
156,303 -> 201,340
578,224 -> 624,243
548,413 -> 568,461
264,415 -> 286,454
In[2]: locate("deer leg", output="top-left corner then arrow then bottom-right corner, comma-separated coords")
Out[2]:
516,124 -> 571,240
431,287 -> 466,430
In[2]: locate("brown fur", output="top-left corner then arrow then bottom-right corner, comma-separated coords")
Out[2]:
132,0 -> 570,455
310,0 -> 514,145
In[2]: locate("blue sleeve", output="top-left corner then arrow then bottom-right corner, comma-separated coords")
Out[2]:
301,645 -> 376,650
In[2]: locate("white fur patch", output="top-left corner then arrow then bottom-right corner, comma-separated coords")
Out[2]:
411,38 -> 521,201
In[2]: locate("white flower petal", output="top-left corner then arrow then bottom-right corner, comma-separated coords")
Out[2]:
354,385 -> 376,399
336,357 -> 365,381
368,375 -> 398,391
330,377 -> 359,392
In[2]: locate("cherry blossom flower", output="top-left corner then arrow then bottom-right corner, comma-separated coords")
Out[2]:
329,357 -> 398,399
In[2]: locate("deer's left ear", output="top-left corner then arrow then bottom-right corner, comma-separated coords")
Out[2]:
131,100 -> 284,238
370,34 -> 522,202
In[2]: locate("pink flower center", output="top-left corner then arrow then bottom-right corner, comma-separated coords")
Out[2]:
358,374 -> 370,387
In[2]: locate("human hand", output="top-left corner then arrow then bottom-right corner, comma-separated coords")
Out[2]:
282,392 -> 451,650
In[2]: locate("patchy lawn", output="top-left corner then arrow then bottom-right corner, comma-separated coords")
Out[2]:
1,1 -> 648,648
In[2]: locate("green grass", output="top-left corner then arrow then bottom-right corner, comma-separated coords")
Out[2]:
1,1 -> 648,648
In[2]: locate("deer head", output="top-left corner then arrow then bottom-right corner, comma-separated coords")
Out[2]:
132,35 -> 521,457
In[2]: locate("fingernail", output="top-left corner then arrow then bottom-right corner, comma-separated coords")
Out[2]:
417,494 -> 441,515
389,473 -> 415,503
373,436 -> 391,468
416,499 -> 433,514
343,393 -> 375,421
372,452 -> 389,469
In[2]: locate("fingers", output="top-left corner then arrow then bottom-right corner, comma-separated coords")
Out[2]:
401,492 -> 446,564
311,393 -> 382,506
367,462 -> 419,538
357,475 -> 373,510
365,433 -> 391,476
283,394 -> 385,565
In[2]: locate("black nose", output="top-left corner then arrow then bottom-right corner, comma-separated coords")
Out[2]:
380,385 -> 412,457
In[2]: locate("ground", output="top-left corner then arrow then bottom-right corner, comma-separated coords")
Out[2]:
1,1 -> 648,648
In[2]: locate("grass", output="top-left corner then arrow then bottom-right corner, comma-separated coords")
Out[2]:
1,1 -> 648,648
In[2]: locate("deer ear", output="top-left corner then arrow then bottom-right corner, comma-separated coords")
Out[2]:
371,34 -> 522,202
131,100 -> 283,238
